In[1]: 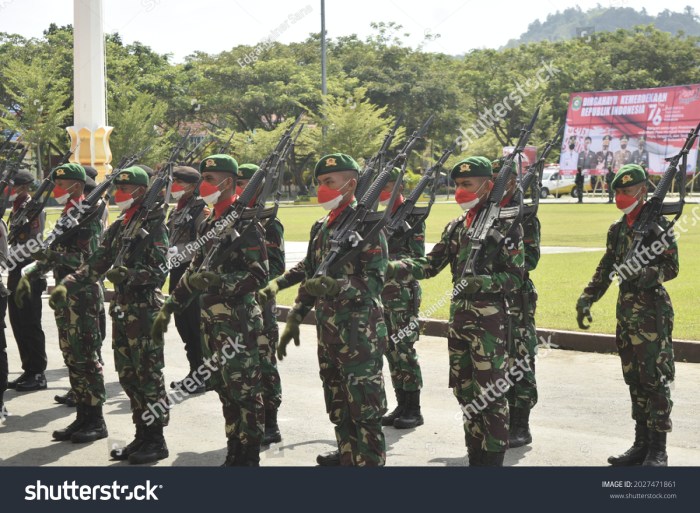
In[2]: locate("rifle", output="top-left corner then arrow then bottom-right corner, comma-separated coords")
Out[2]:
516,125 -> 563,220
356,115 -> 404,200
620,121 -> 700,275
0,147 -> 28,221
460,106 -> 540,279
8,172 -> 56,247
181,136 -> 210,166
0,131 -> 17,162
196,113 -> 305,272
313,116 -> 433,278
217,130 -> 236,155
386,141 -> 457,241
110,133 -> 189,269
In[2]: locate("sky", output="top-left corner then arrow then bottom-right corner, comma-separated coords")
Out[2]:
0,0 -> 696,61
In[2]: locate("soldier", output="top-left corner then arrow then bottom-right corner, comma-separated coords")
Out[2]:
274,153 -> 389,467
237,163 -> 284,445
388,156 -> 524,466
605,166 -> 615,204
596,135 -> 614,172
6,170 -> 47,392
379,167 -> 425,430
492,158 -> 540,448
152,154 -> 268,466
15,163 -> 107,442
0,213 -> 8,417
576,164 -> 676,467
631,137 -> 649,169
166,166 -> 209,394
49,166 -> 170,464
576,136 -> 596,171
575,167 -> 585,204
613,135 -> 632,171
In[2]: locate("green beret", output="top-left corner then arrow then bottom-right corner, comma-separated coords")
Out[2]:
314,153 -> 360,178
491,157 -> 516,176
199,154 -> 239,175
238,163 -> 260,180
451,156 -> 493,180
135,164 -> 155,177
173,166 -> 201,183
387,167 -> 401,182
14,170 -> 35,186
611,164 -> 647,190
114,166 -> 149,186
51,163 -> 86,182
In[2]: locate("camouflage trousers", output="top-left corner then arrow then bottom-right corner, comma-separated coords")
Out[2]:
316,299 -> 388,466
616,287 -> 674,432
55,284 -> 105,406
383,307 -> 423,392
111,297 -> 169,427
259,296 -> 282,411
506,283 -> 538,410
448,296 -> 509,453
200,294 -> 264,447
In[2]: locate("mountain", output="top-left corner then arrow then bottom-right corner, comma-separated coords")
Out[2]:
503,5 -> 700,48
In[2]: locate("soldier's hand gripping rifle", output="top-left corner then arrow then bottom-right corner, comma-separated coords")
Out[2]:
313,116 -> 433,279
355,114 -> 404,200
38,145 -> 153,251
385,141 -> 456,242
619,121 -> 700,277
6,143 -> 77,246
196,113 -> 305,272
460,106 -> 540,279
110,134 -> 189,269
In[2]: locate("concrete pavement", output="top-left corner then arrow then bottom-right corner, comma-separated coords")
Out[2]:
1,298 -> 699,467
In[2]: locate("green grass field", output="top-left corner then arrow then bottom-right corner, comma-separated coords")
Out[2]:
274,202 -> 700,340
36,201 -> 699,340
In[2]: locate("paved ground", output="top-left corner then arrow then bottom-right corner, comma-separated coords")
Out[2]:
1,299 -> 699,467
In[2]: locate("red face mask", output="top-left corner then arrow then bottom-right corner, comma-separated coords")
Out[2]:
52,184 -> 74,205
171,183 -> 187,200
199,180 -> 225,204
615,191 -> 641,214
115,190 -> 137,210
455,181 -> 491,210
317,182 -> 349,211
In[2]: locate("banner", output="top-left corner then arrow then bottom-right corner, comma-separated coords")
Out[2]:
560,84 -> 700,176
502,145 -> 537,173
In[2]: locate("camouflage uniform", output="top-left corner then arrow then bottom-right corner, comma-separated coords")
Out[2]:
284,201 -> 389,466
62,209 -> 170,427
258,216 -> 284,411
395,211 -> 524,455
505,208 -> 540,410
169,210 -> 268,449
166,197 -> 209,375
382,218 -> 424,393
29,201 -> 105,406
580,216 -> 677,433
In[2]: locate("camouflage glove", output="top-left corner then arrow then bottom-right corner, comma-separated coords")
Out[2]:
188,271 -> 222,291
576,296 -> 593,330
105,266 -> 129,285
152,301 -> 177,343
49,284 -> 68,310
304,276 -> 340,297
278,311 -> 303,361
385,261 -> 400,281
258,279 -> 280,304
14,275 -> 32,308
32,247 -> 57,263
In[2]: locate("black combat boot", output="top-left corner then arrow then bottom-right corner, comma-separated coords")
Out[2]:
608,422 -> 648,466
482,451 -> 505,467
316,450 -> 341,466
382,389 -> 405,426
466,436 -> 483,467
394,390 -> 424,429
15,372 -> 47,392
508,406 -> 532,448
221,436 -> 242,467
242,444 -> 261,467
642,431 -> 668,467
7,372 -> 29,389
55,389 -> 77,407
71,405 -> 108,443
263,408 -> 282,445
110,425 -> 146,460
128,425 -> 169,464
53,405 -> 86,441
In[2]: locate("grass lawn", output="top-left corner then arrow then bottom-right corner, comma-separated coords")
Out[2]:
36,201 -> 699,340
